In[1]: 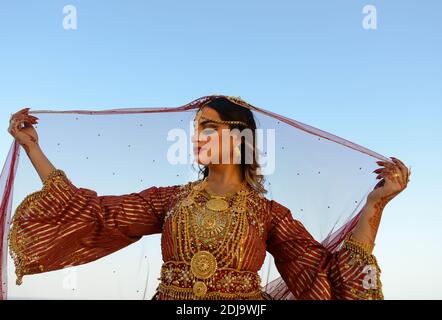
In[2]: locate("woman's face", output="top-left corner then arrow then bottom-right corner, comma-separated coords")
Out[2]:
192,107 -> 241,166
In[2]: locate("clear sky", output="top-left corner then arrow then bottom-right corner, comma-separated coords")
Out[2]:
0,0 -> 441,299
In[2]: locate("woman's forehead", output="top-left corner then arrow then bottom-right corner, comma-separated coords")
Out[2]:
195,106 -> 221,121
193,108 -> 226,129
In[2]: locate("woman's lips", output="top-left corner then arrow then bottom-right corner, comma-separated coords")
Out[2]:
194,146 -> 208,154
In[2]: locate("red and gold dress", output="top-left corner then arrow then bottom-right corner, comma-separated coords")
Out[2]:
8,168 -> 383,300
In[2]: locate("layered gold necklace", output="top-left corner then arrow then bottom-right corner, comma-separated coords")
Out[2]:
175,178 -> 250,297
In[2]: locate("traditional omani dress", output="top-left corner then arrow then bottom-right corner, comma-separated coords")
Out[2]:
8,168 -> 383,300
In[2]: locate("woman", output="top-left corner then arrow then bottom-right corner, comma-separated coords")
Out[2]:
6,95 -> 410,299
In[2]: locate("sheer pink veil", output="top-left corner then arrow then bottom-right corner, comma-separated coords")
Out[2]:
0,95 -> 392,299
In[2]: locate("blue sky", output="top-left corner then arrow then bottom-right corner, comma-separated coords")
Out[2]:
0,0 -> 441,299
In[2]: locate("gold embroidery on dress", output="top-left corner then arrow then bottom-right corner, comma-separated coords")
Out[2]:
8,168 -> 70,285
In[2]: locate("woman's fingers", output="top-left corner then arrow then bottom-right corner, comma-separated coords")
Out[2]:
390,156 -> 406,168
373,167 -> 392,174
10,108 -> 29,119
25,114 -> 38,120
390,157 -> 408,180
18,114 -> 38,124
385,166 -> 405,187
374,178 -> 385,189
377,158 -> 408,182
389,157 -> 409,186
373,166 -> 395,175
376,160 -> 395,168
11,115 -> 37,132
16,107 -> 29,115
13,115 -> 28,127
25,115 -> 38,123
372,157 -> 410,193
10,108 -> 36,122
375,166 -> 398,184
13,117 -> 23,131
9,111 -> 38,123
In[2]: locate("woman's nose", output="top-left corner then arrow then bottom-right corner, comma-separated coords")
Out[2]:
191,130 -> 198,144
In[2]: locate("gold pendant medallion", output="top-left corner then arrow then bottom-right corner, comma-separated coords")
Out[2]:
190,250 -> 217,279
193,208 -> 229,246
181,196 -> 193,207
192,281 -> 208,297
205,198 -> 229,211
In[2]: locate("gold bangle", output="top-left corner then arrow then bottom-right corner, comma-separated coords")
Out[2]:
343,233 -> 375,256
42,168 -> 65,188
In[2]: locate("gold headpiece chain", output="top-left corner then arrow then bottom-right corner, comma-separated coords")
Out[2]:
196,96 -> 249,127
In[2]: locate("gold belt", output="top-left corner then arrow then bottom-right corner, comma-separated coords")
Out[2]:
157,260 -> 265,300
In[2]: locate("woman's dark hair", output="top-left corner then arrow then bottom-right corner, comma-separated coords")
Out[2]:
196,97 -> 267,195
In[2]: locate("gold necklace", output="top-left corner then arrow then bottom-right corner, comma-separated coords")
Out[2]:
202,177 -> 247,197
175,179 -> 250,298
191,206 -> 230,248
201,178 -> 247,212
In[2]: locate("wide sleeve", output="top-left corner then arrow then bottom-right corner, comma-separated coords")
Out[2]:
266,200 -> 384,300
8,168 -> 181,285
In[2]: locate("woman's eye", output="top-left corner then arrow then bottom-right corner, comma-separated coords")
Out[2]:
201,128 -> 217,136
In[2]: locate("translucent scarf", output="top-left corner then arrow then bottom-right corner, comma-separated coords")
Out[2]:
0,94 -> 391,299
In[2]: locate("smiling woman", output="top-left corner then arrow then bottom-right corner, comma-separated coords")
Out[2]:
0,94 -> 408,300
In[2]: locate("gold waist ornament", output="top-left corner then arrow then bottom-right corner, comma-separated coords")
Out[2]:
158,261 -> 267,300
190,250 -> 217,296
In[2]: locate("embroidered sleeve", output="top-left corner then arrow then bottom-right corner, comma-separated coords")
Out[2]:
8,168 -> 180,285
266,200 -> 383,300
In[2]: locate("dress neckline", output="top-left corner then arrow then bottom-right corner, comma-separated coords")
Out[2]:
194,177 -> 251,199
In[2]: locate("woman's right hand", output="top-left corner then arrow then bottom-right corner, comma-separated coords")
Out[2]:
8,107 -> 40,153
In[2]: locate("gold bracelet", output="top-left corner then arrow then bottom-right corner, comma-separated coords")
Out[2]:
342,233 -> 383,300
344,232 -> 374,255
42,168 -> 65,188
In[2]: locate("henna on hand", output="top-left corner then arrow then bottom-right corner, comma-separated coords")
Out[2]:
8,110 -> 39,154
22,143 -> 31,154
367,157 -> 410,240
368,191 -> 399,239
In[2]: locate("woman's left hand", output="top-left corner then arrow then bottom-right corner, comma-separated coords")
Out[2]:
367,156 -> 411,205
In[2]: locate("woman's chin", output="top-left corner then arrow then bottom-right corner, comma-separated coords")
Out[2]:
194,155 -> 212,165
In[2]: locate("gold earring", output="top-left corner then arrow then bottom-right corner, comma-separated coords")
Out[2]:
234,145 -> 241,159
